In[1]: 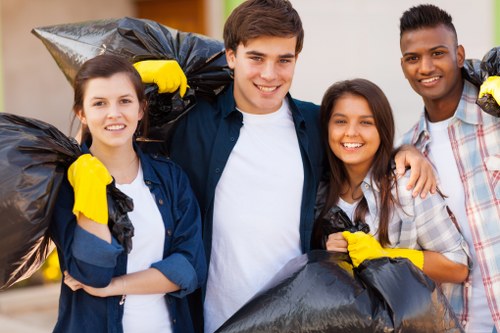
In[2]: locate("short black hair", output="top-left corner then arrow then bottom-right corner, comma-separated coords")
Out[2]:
399,4 -> 457,42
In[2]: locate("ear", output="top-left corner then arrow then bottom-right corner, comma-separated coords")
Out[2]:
75,108 -> 87,125
456,44 -> 465,68
225,48 -> 236,70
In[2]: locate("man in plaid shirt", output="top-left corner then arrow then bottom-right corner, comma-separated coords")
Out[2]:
398,4 -> 500,333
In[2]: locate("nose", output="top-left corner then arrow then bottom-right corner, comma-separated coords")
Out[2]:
106,103 -> 122,118
419,55 -> 435,75
260,61 -> 277,81
345,122 -> 358,137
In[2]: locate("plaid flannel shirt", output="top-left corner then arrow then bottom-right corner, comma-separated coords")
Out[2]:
399,80 -> 500,330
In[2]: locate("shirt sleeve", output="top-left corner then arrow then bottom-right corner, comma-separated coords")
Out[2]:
410,187 -> 471,267
49,178 -> 123,287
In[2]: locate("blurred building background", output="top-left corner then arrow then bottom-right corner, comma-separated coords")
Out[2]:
1,0 -> 497,137
0,0 -> 498,332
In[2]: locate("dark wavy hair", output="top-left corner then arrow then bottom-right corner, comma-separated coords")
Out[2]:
315,78 -> 399,247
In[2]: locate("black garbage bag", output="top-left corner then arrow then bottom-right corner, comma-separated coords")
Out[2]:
216,251 -> 463,333
462,47 -> 500,117
313,205 -> 371,249
107,182 -> 134,254
0,113 -> 80,290
32,17 -> 233,142
0,113 -> 135,289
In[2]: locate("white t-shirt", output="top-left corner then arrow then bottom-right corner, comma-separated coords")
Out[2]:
116,165 -> 172,333
427,118 -> 493,333
204,100 -> 304,333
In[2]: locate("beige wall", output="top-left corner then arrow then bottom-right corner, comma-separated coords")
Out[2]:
290,0 -> 493,137
1,0 -> 494,137
1,0 -> 135,134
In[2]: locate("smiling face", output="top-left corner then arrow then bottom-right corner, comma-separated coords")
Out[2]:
77,72 -> 144,152
400,24 -> 465,119
328,94 -> 381,179
226,35 -> 298,115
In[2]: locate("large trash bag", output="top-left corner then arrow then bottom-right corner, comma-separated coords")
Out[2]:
0,113 -> 80,290
0,113 -> 135,289
462,47 -> 500,117
312,204 -> 371,249
32,17 -> 233,143
216,251 -> 463,333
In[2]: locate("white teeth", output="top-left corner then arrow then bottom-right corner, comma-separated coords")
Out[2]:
421,77 -> 439,83
343,143 -> 363,148
106,124 -> 125,131
258,85 -> 277,92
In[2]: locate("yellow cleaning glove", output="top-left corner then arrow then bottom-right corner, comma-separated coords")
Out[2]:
342,231 -> 424,270
67,154 -> 113,224
133,59 -> 189,97
479,76 -> 500,104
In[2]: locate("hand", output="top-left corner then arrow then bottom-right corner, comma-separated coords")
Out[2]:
63,271 -> 83,291
63,271 -> 112,297
67,154 -> 112,224
342,231 -> 424,269
133,60 -> 189,97
393,145 -> 436,198
479,76 -> 500,104
325,232 -> 348,252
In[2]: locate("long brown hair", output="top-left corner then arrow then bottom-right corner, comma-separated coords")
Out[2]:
317,79 -> 398,246
71,54 -> 148,143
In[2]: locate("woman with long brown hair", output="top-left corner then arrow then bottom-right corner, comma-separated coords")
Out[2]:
313,78 -> 469,285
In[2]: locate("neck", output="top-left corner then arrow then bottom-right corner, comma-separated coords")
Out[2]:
89,143 -> 139,185
424,79 -> 464,122
341,166 -> 368,203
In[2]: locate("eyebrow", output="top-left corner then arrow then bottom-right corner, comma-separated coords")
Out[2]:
89,93 -> 134,100
245,50 -> 296,59
402,44 -> 449,57
331,113 -> 374,119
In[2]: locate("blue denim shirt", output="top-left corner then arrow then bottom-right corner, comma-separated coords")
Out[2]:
169,83 -> 324,267
49,146 -> 206,333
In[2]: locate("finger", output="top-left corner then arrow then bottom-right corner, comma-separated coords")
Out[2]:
393,151 -> 407,176
406,163 -> 421,191
325,241 -> 348,252
416,169 -> 433,198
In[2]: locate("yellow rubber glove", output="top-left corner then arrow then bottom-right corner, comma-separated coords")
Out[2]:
479,76 -> 500,104
342,231 -> 424,270
67,154 -> 113,224
133,60 -> 188,97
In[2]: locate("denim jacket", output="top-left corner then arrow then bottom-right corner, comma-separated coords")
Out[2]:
49,145 -> 206,333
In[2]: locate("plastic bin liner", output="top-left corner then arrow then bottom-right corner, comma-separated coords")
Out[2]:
32,17 -> 233,142
463,47 -> 500,117
0,113 -> 134,289
0,113 -> 80,290
216,251 -> 463,333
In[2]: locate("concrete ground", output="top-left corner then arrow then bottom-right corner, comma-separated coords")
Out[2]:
0,283 -> 59,333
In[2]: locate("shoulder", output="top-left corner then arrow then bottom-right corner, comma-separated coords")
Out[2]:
399,122 -> 421,146
290,97 -> 320,114
142,152 -> 183,174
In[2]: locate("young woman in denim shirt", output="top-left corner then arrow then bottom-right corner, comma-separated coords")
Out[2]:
49,54 -> 206,333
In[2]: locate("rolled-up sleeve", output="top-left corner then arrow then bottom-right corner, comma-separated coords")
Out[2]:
50,178 -> 123,287
412,189 -> 471,267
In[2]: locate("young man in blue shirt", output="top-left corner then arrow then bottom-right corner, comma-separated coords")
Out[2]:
134,1 -> 435,331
